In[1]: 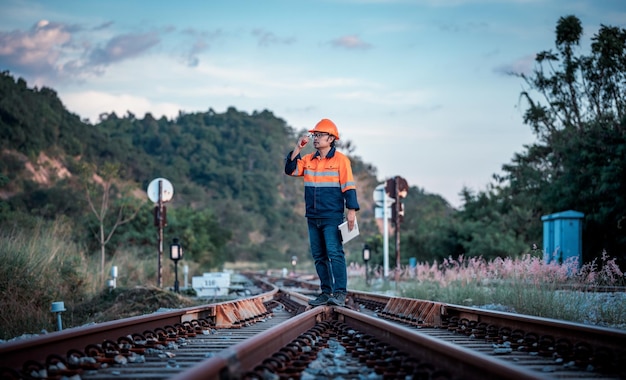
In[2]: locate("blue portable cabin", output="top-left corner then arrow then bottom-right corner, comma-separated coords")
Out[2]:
541,210 -> 584,267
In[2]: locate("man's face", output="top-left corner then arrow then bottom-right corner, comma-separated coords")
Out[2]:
312,132 -> 334,149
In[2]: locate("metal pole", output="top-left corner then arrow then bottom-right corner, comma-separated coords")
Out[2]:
174,261 -> 179,293
157,180 -> 163,288
395,176 -> 401,283
51,302 -> 65,331
383,190 -> 389,278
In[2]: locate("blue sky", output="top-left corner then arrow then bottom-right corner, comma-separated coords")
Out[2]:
1,0 -> 624,208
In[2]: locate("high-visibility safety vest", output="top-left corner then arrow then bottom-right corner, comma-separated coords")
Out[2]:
285,147 -> 360,219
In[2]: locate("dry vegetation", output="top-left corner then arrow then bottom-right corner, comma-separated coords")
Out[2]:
72,286 -> 200,324
0,221 -> 203,341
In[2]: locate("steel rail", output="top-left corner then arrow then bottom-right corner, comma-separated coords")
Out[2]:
172,305 -> 327,379
335,306 -> 545,380
0,283 -> 279,375
172,305 -> 547,380
349,289 -> 625,353
442,303 -> 624,349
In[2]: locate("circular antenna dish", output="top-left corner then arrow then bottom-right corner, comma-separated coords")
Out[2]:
147,178 -> 174,203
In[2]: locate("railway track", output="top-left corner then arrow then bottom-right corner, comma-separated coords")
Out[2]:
0,275 -> 624,379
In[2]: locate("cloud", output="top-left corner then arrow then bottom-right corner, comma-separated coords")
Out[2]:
252,28 -> 296,47
180,28 -> 225,67
93,21 -> 114,31
0,19 -> 163,84
184,39 -> 209,67
330,35 -> 372,50
0,20 -> 74,80
88,32 -> 160,66
62,90 -> 182,123
437,20 -> 489,34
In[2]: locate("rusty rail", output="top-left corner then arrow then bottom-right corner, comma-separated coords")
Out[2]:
0,283 -> 279,376
173,305 -> 546,380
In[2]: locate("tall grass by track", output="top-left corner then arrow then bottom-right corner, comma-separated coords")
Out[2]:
0,221 -> 89,340
0,220 -> 167,340
350,253 -> 626,329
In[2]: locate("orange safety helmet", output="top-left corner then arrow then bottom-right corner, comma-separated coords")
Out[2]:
308,118 -> 340,140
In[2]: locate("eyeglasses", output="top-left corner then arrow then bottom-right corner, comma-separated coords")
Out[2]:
312,132 -> 330,138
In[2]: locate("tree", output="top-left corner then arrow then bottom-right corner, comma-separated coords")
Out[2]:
455,186 -> 538,260
166,206 -> 231,270
80,162 -> 142,283
508,15 -> 626,265
457,15 -> 626,267
400,187 -> 463,263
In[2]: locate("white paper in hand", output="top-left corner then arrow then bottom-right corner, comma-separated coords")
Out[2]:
338,218 -> 359,244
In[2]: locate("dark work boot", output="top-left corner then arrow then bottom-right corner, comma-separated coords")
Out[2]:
309,293 -> 331,306
327,292 -> 346,307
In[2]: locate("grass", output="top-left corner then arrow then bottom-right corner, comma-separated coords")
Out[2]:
0,219 -> 191,340
0,220 -> 91,340
349,253 -> 626,329
1,219 -> 625,341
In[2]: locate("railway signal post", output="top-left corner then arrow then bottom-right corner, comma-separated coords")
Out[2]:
147,177 -> 174,288
385,176 -> 408,282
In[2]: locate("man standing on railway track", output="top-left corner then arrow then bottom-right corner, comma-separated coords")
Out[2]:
284,118 -> 359,307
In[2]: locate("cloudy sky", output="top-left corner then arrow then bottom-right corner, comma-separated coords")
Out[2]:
1,0 -> 624,208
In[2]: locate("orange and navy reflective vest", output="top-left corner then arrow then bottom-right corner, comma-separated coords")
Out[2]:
285,146 -> 360,219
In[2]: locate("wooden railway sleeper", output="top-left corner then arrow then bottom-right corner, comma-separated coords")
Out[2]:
84,343 -> 111,363
455,317 -> 470,334
153,327 -> 174,342
485,323 -> 499,341
119,335 -> 147,354
66,349 -> 99,370
141,329 -> 161,346
101,339 -> 122,357
464,319 -> 478,336
188,318 -> 212,334
44,354 -> 82,378
574,341 -> 593,367
510,328 -> 525,349
0,366 -> 22,380
446,315 -> 458,331
21,360 -> 48,380
178,321 -> 197,337
592,346 -> 616,373
472,321 -> 488,339
524,332 -> 556,357
497,326 -> 512,343
521,331 -> 539,353
554,337 -> 574,361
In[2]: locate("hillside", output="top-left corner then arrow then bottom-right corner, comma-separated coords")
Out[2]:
0,71 -> 383,270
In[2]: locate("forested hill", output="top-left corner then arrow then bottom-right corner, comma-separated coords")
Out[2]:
0,71 -> 382,269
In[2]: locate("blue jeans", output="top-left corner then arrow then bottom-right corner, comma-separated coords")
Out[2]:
307,217 -> 347,295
